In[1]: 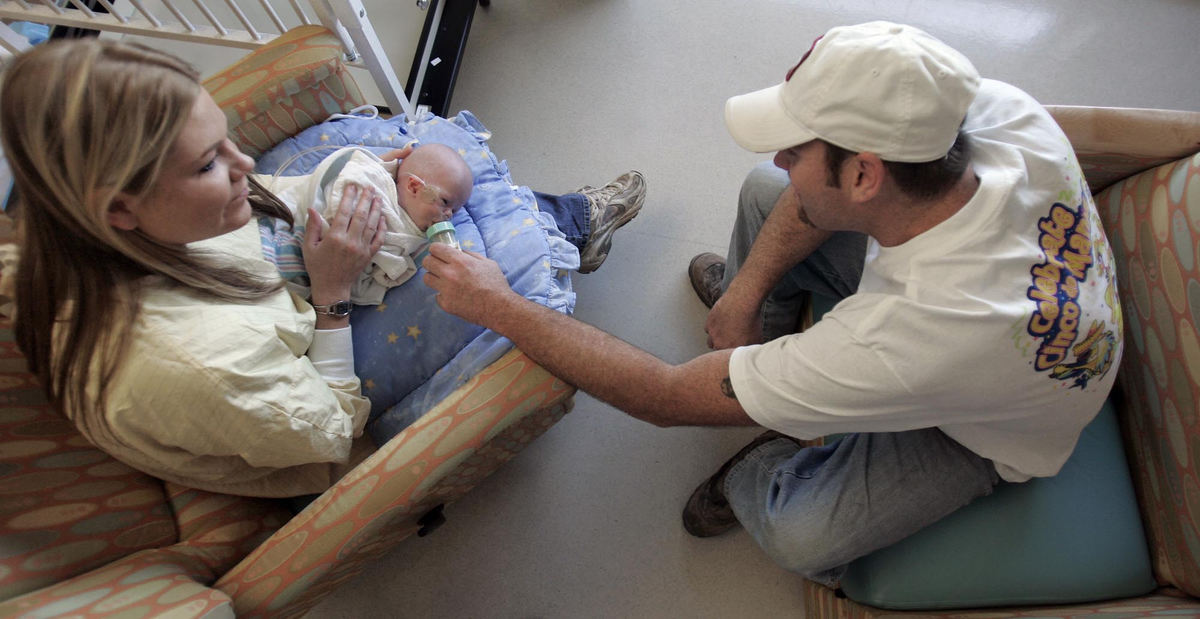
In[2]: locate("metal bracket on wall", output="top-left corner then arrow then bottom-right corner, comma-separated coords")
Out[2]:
406,0 -> 479,118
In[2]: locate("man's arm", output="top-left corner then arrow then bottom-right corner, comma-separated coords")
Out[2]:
423,245 -> 756,428
706,187 -> 832,349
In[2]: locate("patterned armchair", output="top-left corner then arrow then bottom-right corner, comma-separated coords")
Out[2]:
0,26 -> 574,618
804,106 -> 1200,617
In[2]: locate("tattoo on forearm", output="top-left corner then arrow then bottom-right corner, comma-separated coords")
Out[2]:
721,376 -> 738,400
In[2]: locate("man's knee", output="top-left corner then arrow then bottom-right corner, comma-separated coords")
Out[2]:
738,161 -> 789,222
754,517 -> 851,576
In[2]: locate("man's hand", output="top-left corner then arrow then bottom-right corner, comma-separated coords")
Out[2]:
422,243 -> 519,328
704,283 -> 764,349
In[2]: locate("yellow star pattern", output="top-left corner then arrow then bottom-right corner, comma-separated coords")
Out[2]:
320,133 -> 330,142
364,378 -> 376,390
387,332 -> 399,344
462,239 -> 476,250
376,303 -> 388,312
407,326 -> 422,340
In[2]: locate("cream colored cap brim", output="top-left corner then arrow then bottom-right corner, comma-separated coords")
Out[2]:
724,83 -> 818,153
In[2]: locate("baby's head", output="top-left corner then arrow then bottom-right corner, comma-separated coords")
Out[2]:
395,143 -> 473,231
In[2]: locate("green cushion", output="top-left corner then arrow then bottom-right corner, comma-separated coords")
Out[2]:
838,399 -> 1156,609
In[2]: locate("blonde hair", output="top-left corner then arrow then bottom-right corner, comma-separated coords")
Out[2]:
0,38 -> 291,420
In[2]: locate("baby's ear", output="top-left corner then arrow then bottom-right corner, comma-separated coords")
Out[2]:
402,174 -> 424,195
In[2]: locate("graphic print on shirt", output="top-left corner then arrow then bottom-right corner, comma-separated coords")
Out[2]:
1025,190 -> 1120,390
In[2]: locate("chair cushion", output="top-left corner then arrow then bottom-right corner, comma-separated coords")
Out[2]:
1094,153 -> 1200,596
203,26 -> 366,159
838,399 -> 1156,610
0,547 -> 235,617
0,324 -> 178,602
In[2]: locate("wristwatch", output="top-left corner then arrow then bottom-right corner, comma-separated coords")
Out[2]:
311,300 -> 353,318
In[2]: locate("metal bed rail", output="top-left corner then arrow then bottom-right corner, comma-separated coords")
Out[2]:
0,0 -> 414,117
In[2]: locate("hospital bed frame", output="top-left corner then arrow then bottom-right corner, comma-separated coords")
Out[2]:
0,0 -> 440,118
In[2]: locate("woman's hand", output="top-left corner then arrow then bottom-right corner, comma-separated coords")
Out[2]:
303,183 -> 386,314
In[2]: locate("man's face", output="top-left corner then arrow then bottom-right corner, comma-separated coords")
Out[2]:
773,141 -> 849,230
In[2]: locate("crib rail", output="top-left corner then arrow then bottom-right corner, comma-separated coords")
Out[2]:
0,0 -> 413,116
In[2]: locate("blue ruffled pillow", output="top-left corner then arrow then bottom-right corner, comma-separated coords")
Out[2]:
255,110 -> 577,444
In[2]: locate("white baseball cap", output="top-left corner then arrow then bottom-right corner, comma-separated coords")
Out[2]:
724,21 -> 980,162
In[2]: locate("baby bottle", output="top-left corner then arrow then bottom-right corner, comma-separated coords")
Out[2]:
426,221 -> 461,250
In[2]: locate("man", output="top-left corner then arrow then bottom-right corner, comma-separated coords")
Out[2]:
423,21 -> 1122,586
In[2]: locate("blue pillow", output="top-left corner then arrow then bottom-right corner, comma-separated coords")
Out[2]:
256,110 -> 577,444
838,399 -> 1156,609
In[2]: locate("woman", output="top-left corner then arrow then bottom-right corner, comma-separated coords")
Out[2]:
2,38 -> 388,497
1,38 -> 646,498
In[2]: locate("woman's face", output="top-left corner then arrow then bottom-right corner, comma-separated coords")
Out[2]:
113,90 -> 255,245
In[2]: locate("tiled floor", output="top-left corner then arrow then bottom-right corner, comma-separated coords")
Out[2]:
295,2 -> 1199,617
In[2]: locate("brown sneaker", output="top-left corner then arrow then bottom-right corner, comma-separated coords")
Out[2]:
682,430 -> 800,537
688,253 -> 726,309
576,170 -> 646,273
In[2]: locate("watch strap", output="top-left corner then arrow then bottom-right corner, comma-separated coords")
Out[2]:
311,300 -> 353,317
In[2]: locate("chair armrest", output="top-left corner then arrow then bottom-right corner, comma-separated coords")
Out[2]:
0,548 -> 236,618
213,348 -> 575,618
203,25 -> 367,159
1046,105 -> 1200,193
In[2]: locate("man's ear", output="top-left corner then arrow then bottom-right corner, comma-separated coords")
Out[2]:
106,194 -> 140,231
848,153 -> 885,202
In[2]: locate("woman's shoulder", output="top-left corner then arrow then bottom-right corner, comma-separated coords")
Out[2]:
134,278 -> 312,363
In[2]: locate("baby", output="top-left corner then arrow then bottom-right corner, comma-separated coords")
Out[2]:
259,143 -> 473,304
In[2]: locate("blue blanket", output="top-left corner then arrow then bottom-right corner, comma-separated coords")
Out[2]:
256,110 -> 577,444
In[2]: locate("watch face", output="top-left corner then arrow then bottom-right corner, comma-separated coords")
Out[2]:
315,300 -> 353,317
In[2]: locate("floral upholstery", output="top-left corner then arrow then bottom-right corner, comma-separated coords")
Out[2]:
215,349 -> 573,618
0,330 -> 178,602
204,25 -> 365,159
0,26 -> 576,618
1096,152 -> 1200,596
804,107 -> 1200,616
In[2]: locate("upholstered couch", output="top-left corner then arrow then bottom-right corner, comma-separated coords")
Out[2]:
804,106 -> 1200,617
0,26 -> 574,618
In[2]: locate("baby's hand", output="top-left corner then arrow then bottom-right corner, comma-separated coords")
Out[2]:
379,144 -> 415,184
379,143 -> 415,164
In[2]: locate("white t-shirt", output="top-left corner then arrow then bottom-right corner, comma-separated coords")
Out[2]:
729,80 -> 1123,482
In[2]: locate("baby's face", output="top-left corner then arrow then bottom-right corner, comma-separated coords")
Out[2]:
398,173 -> 471,231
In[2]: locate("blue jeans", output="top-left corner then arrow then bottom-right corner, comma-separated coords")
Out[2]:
722,162 -> 868,340
720,162 -> 1001,586
534,191 -> 590,250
